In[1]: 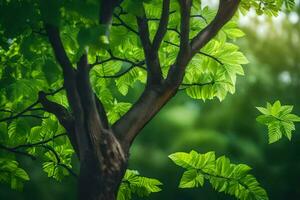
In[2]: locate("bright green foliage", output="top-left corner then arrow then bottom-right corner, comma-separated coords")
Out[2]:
0,112 -> 74,186
169,150 -> 268,200
183,13 -> 248,101
117,169 -> 162,200
240,0 -> 295,15
256,101 -> 300,143
0,158 -> 29,191
0,0 -> 293,193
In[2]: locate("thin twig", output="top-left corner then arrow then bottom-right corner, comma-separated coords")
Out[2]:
0,87 -> 63,123
191,14 -> 208,24
0,144 -> 36,160
113,14 -> 139,35
97,65 -> 146,79
164,40 -> 224,65
0,133 -> 77,178
11,133 -> 67,150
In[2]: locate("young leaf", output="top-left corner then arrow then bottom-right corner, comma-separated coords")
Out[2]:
0,159 -> 29,191
256,101 -> 300,143
117,169 -> 162,200
170,150 -> 268,200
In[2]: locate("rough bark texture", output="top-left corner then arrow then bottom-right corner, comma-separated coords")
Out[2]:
40,0 -> 241,200
78,131 -> 127,200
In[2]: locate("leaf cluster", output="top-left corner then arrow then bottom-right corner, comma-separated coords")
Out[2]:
117,169 -> 162,200
169,150 -> 268,200
256,100 -> 300,143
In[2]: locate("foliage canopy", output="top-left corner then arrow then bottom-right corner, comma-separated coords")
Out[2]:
0,0 -> 298,199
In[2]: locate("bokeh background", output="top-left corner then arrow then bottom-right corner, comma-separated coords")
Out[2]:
1,2 -> 300,200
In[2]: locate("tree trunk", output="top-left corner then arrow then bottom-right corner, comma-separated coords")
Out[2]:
78,131 -> 128,200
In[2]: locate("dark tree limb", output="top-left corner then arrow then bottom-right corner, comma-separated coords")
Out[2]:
45,24 -> 85,126
152,0 -> 171,52
190,0 -> 240,55
136,7 -> 163,85
177,0 -> 192,56
100,0 -> 123,35
95,96 -> 109,130
38,92 -> 73,130
45,23 -> 91,160
76,54 -> 110,169
77,53 -> 110,132
77,54 -> 108,129
165,0 -> 192,87
112,85 -> 177,150
38,91 -> 79,156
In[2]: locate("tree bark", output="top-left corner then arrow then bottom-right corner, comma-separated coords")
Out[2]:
78,130 -> 127,200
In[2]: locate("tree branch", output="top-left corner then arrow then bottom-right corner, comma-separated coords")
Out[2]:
95,96 -> 109,130
190,0 -> 240,55
37,91 -> 79,156
177,0 -> 192,56
45,24 -> 85,127
44,25 -> 74,76
112,85 -> 177,150
76,54 -> 108,165
45,23 -> 91,159
165,0 -> 192,87
152,0 -> 171,52
136,7 -> 163,85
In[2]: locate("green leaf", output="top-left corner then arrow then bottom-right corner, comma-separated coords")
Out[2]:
0,159 -> 29,191
42,59 -> 61,85
256,101 -> 300,143
117,169 -> 162,200
169,152 -> 193,169
77,25 -> 108,50
40,0 -> 61,26
107,101 -> 132,124
179,169 -> 204,188
170,150 -> 268,200
122,0 -> 145,16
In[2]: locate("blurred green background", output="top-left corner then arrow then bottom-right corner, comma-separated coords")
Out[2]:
1,6 -> 300,200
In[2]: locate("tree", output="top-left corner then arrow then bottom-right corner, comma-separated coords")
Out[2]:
0,0 -> 296,200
